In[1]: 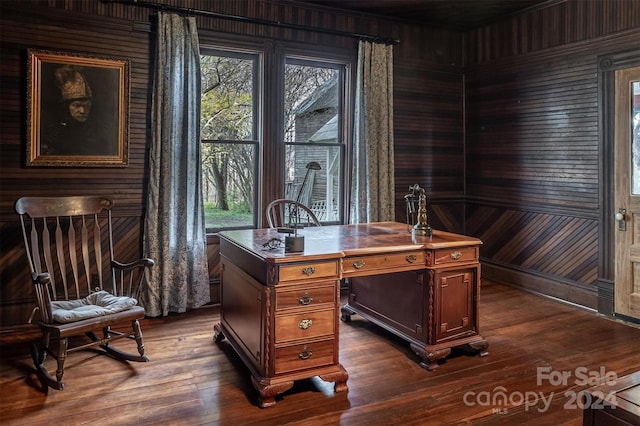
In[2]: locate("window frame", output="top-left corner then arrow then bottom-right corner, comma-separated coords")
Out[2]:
199,45 -> 263,233
282,56 -> 348,225
199,34 -> 355,233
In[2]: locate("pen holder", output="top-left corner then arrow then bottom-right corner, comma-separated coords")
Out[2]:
285,235 -> 304,253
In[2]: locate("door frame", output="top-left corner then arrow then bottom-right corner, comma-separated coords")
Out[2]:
598,49 -> 640,317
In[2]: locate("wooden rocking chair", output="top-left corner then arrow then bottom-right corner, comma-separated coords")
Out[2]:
15,196 -> 154,392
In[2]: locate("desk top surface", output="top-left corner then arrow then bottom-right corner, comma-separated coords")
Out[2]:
219,221 -> 482,264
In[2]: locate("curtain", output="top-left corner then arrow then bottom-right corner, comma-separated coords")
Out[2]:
350,40 -> 395,224
142,12 -> 210,317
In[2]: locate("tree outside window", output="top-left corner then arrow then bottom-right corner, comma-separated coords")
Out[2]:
200,46 -> 349,231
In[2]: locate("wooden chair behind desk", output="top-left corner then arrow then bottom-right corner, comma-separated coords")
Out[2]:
265,199 -> 321,229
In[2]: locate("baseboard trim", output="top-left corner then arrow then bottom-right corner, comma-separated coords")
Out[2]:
481,260 -> 598,310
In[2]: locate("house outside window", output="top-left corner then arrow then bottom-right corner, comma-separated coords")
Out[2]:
200,40 -> 352,232
284,59 -> 345,223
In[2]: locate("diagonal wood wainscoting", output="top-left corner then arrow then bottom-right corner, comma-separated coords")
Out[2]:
467,204 -> 598,309
392,201 -> 598,309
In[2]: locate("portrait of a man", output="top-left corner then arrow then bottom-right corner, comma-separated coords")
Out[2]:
28,50 -> 129,166
41,64 -> 118,156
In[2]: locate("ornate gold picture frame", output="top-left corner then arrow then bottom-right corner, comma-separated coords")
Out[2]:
27,50 -> 129,167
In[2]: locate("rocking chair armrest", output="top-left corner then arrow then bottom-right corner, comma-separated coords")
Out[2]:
30,272 -> 54,324
112,258 -> 155,271
31,272 -> 52,285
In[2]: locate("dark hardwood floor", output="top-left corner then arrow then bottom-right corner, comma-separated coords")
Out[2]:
1,280 -> 639,425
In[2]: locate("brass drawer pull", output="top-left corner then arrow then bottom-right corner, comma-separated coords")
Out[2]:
298,319 -> 313,330
302,266 -> 316,276
352,260 -> 366,269
299,295 -> 313,305
298,350 -> 313,360
406,254 -> 417,263
450,251 -> 462,260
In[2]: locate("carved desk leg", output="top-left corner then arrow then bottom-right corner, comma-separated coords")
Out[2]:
318,364 -> 349,393
213,322 -> 225,342
252,376 -> 294,408
461,339 -> 490,357
410,343 -> 451,371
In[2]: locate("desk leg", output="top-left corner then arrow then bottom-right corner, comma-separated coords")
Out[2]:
318,364 -> 349,393
340,304 -> 356,322
465,339 -> 490,357
410,344 -> 451,371
410,338 -> 489,371
250,365 -> 348,408
213,322 -> 225,342
252,377 -> 294,408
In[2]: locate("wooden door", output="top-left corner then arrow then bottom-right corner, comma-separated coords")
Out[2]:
614,67 -> 640,320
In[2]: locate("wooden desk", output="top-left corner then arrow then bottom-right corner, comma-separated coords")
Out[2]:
214,222 -> 488,407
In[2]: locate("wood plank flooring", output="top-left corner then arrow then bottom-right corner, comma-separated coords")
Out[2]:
1,280 -> 640,425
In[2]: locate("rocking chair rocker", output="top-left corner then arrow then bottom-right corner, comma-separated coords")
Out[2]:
15,196 -> 154,392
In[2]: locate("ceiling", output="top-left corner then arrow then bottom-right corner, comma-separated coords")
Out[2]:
300,0 -> 552,31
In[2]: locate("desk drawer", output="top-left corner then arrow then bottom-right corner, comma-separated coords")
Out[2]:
276,284 -> 336,311
343,251 -> 425,275
274,339 -> 335,374
275,308 -> 335,343
279,261 -> 338,282
429,247 -> 478,266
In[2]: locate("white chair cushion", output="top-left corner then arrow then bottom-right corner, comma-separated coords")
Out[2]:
51,290 -> 138,324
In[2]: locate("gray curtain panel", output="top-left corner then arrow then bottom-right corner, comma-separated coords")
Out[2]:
351,40 -> 395,224
142,12 -> 210,317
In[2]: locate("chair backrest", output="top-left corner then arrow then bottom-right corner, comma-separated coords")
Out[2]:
15,196 -> 141,303
265,199 -> 322,228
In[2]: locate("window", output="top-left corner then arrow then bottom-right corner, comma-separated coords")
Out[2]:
200,50 -> 259,230
284,59 -> 345,223
200,41 -> 352,232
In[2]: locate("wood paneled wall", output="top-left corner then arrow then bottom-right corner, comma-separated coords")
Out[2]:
0,0 -> 464,328
393,61 -> 466,229
467,0 -> 640,64
464,0 -> 640,309
3,0 -> 638,330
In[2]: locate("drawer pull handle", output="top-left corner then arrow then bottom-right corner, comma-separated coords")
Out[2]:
299,295 -> 314,305
299,350 -> 313,360
302,266 -> 316,276
352,260 -> 366,269
298,319 -> 313,330
450,251 -> 462,260
406,255 -> 417,263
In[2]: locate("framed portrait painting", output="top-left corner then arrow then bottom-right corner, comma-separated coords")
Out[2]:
27,49 -> 130,167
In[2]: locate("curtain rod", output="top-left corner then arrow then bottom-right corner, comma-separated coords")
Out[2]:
100,0 -> 399,45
